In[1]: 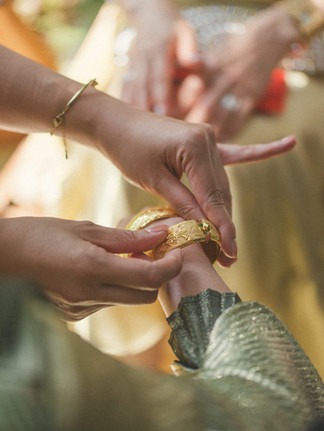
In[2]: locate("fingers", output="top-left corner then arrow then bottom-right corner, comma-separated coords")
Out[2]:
175,18 -> 202,71
94,248 -> 183,291
154,127 -> 237,261
154,169 -> 206,220
79,221 -> 170,254
56,288 -> 159,321
218,135 -> 296,166
150,49 -> 170,115
184,129 -> 237,260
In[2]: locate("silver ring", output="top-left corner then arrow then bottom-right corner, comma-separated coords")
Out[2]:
220,94 -> 241,112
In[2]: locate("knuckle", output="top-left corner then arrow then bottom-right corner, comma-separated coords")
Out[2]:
78,220 -> 96,232
174,202 -> 196,220
145,265 -> 165,288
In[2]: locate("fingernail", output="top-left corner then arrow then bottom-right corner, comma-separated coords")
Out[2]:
281,135 -> 294,144
146,224 -> 169,234
153,103 -> 167,115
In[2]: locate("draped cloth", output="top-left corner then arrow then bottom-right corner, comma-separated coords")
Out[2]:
1,280 -> 323,430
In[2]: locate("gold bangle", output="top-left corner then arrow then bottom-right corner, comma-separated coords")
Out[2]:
277,0 -> 324,39
148,218 -> 221,260
125,206 -> 222,260
50,78 -> 98,159
126,206 -> 177,230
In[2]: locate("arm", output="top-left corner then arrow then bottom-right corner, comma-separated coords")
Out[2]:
116,0 -> 201,117
0,216 -> 184,320
183,0 -> 324,140
1,43 -> 293,264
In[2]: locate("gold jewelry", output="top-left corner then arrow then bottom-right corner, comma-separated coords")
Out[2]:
126,206 -> 177,230
126,206 -> 221,260
50,78 -> 98,159
148,218 -> 221,260
277,0 -> 324,39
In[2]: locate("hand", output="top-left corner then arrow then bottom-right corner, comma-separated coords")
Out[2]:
96,90 -> 296,266
182,7 -> 300,140
121,0 -> 200,117
0,217 -> 183,320
134,214 -> 231,316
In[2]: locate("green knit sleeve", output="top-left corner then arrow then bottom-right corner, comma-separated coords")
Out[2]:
167,289 -> 241,369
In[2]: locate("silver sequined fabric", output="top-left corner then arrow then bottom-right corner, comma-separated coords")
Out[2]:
173,0 -> 324,74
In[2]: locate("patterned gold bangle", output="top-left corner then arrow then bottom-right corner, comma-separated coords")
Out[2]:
125,206 -> 177,230
126,206 -> 222,260
148,218 -> 221,260
50,78 -> 98,159
277,0 -> 324,39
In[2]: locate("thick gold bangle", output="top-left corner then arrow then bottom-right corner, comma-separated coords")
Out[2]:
50,78 -> 98,158
148,218 -> 221,260
277,0 -> 324,39
126,206 -> 222,260
125,206 -> 177,230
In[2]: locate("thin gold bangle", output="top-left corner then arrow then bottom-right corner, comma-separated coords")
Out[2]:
50,78 -> 98,159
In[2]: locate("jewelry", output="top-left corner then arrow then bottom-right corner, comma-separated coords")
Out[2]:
126,207 -> 177,231
50,78 -> 98,158
220,94 -> 241,113
125,206 -> 221,260
148,218 -> 221,260
277,0 -> 324,39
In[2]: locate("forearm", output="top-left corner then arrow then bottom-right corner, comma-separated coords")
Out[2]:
0,44 -> 147,156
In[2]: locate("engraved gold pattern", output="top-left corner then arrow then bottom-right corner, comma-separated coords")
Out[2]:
126,207 -> 221,260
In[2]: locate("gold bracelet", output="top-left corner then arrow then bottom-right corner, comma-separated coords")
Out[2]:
148,218 -> 221,260
126,206 -> 222,260
277,0 -> 324,39
126,206 -> 177,230
50,78 -> 98,158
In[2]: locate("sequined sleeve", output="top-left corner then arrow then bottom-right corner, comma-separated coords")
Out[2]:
168,289 -> 324,428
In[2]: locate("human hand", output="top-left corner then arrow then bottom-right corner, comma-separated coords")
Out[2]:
182,7 -> 300,140
96,91 -> 296,266
131,214 -> 231,316
0,217 -> 183,320
121,0 -> 200,116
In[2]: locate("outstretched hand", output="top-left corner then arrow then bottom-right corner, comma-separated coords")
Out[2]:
0,217 -> 183,320
97,98 -> 296,267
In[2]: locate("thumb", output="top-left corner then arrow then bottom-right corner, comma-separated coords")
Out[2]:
85,225 -> 170,255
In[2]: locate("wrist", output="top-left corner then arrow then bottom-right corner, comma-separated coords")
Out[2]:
276,0 -> 324,40
249,7 -> 301,53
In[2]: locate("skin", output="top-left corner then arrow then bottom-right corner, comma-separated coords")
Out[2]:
136,215 -> 231,317
120,0 -> 324,140
0,44 -> 295,319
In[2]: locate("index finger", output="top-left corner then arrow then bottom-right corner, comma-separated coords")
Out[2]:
185,133 -> 237,259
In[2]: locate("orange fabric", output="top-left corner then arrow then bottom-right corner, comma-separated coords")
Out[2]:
256,68 -> 287,114
0,2 -> 57,145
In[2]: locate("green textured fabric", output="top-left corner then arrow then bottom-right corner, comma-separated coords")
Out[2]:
1,280 -> 323,430
168,290 -> 241,369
